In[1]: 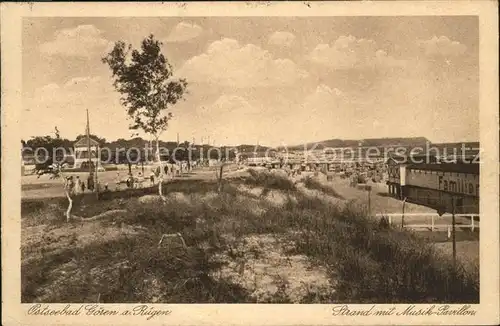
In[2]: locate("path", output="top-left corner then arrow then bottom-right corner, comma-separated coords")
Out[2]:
213,234 -> 332,303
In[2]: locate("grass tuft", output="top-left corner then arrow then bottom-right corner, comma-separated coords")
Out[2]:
303,176 -> 345,199
245,168 -> 296,191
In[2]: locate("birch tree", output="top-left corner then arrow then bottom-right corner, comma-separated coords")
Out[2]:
30,134 -> 74,222
35,164 -> 74,222
50,165 -> 73,222
102,34 -> 188,197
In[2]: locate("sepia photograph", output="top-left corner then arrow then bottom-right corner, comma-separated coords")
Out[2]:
19,14 -> 482,304
2,1 -> 499,325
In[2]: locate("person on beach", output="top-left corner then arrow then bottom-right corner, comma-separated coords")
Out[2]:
87,175 -> 94,192
75,176 -> 83,195
66,176 -> 75,196
150,171 -> 155,186
137,172 -> 143,188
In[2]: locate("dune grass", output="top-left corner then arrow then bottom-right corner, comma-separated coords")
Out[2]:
245,168 -> 296,191
303,175 -> 345,199
21,189 -> 253,303
21,169 -> 479,303
287,201 -> 479,303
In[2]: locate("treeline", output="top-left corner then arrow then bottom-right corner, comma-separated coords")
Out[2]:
22,135 -> 239,166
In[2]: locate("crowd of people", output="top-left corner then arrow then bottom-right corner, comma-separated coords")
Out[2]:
115,171 -> 154,190
256,160 -> 388,186
60,160 -> 209,196
115,160 -> 204,190
64,175 -> 110,196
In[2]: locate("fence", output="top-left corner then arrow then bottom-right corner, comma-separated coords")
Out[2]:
375,213 -> 480,232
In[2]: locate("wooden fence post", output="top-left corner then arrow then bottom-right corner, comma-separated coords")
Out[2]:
471,215 -> 475,232
401,198 -> 407,229
431,215 -> 435,232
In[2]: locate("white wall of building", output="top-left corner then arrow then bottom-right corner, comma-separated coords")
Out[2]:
406,169 -> 479,197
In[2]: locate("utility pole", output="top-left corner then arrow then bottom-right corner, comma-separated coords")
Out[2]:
95,146 -> 99,199
148,138 -> 153,164
452,196 -> 457,266
86,109 -> 95,193
366,185 -> 372,217
401,197 -> 407,229
86,109 -> 92,175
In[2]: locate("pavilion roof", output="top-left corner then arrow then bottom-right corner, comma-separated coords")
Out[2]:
74,137 -> 100,147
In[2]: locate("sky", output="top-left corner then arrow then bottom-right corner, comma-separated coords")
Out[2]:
22,16 -> 479,147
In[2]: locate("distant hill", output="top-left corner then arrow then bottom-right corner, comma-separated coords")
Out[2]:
431,142 -> 480,150
285,137 -> 432,151
23,133 -> 478,160
234,144 -> 271,153
430,142 -> 480,159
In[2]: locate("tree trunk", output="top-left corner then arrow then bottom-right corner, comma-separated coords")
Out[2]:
59,170 -> 73,222
218,163 -> 225,193
156,137 -> 164,198
65,189 -> 73,222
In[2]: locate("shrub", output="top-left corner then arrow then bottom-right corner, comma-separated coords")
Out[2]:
245,169 -> 296,191
302,176 -> 345,199
277,194 -> 479,303
22,234 -> 252,303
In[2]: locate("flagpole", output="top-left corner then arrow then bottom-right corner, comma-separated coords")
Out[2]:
86,109 -> 97,196
87,109 -> 92,178
95,144 -> 99,199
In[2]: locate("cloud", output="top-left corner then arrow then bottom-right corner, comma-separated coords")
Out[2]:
250,83 -> 392,146
308,35 -> 405,69
191,87 -> 348,146
268,31 -> 296,47
23,76 -> 128,139
177,38 -> 308,88
32,76 -> 104,105
416,35 -> 467,57
274,84 -> 348,143
63,76 -> 101,88
190,95 -> 268,145
40,25 -> 112,58
165,22 -> 203,43
205,94 -> 262,115
301,84 -> 345,116
196,95 -> 262,122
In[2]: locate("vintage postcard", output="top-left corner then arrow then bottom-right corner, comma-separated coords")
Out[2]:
1,1 -> 499,325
